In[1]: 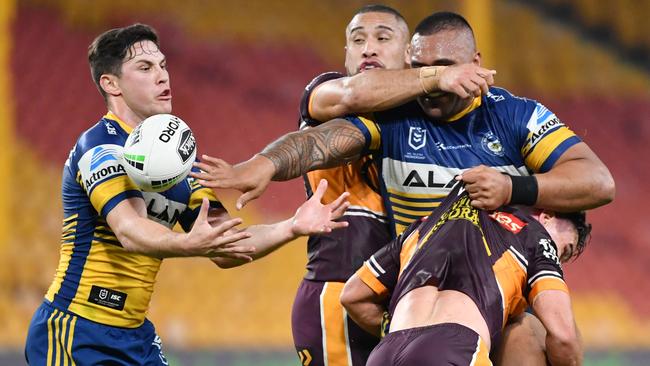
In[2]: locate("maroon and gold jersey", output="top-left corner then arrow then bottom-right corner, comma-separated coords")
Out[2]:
299,72 -> 391,282
356,184 -> 568,346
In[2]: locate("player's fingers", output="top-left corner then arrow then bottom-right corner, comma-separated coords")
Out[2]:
471,75 -> 489,95
212,217 -> 244,237
201,154 -> 229,168
450,84 -> 470,99
461,80 -> 482,98
193,161 -> 216,174
216,243 -> 255,253
327,221 -> 349,231
470,199 -> 487,210
236,190 -> 260,210
196,179 -> 220,188
312,179 -> 329,201
213,232 -> 252,249
218,253 -> 254,262
196,198 -> 209,224
331,201 -> 350,219
329,191 -> 350,211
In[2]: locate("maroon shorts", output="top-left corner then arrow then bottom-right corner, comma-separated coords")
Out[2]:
366,323 -> 491,366
292,279 -> 380,366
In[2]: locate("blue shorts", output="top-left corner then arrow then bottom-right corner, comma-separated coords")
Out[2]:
25,301 -> 168,365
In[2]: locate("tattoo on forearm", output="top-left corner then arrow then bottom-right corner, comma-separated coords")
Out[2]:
260,122 -> 365,180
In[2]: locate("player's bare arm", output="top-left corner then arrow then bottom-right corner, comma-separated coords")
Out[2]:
192,119 -> 366,209
340,273 -> 387,337
261,119 -> 366,179
212,179 -> 350,268
107,196 -> 256,259
458,143 -> 614,211
311,64 -> 496,121
532,290 -> 583,366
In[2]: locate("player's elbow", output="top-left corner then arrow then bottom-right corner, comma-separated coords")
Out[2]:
596,169 -> 615,206
546,328 -> 582,365
339,280 -> 359,312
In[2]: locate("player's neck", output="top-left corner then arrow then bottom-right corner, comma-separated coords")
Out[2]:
106,99 -> 146,128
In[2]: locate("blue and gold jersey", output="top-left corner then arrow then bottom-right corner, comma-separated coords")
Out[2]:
347,87 -> 581,235
45,112 -> 222,328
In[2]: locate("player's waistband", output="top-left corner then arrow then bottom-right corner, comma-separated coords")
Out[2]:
42,299 -> 149,331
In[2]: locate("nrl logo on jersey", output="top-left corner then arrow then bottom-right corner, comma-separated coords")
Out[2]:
408,127 -> 427,150
481,132 -> 504,157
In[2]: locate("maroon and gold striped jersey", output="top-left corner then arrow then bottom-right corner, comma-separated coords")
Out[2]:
299,72 -> 391,282
357,184 -> 568,346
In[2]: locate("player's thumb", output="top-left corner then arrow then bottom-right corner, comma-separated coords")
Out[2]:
197,197 -> 209,222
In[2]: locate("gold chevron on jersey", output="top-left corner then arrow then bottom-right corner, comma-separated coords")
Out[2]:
61,214 -> 79,243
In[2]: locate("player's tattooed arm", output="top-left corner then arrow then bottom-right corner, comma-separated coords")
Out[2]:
260,118 -> 366,181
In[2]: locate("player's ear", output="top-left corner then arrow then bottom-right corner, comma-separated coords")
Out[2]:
473,51 -> 481,66
404,43 -> 412,65
100,74 -> 121,97
539,211 -> 556,225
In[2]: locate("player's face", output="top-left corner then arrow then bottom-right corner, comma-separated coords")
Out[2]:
411,30 -> 479,120
344,12 -> 410,76
545,217 -> 579,263
117,40 -> 172,120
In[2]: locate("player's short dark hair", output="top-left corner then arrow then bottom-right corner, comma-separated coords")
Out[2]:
353,4 -> 407,26
414,11 -> 473,36
88,23 -> 159,99
556,211 -> 592,259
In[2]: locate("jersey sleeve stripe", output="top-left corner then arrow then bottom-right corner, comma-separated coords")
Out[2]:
528,277 -> 569,304
369,256 -> 386,274
539,136 -> 582,173
356,264 -> 389,296
528,270 -> 563,285
99,190 -> 143,218
188,187 -> 221,210
357,116 -> 381,151
523,128 -> 580,172
89,175 -> 141,215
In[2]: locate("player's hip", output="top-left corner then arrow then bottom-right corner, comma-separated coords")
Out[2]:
367,322 -> 492,366
25,300 -> 168,365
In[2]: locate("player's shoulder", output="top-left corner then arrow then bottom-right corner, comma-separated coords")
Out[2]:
485,86 -> 554,128
305,71 -> 346,91
300,71 -> 347,128
76,117 -> 126,154
485,86 -> 538,110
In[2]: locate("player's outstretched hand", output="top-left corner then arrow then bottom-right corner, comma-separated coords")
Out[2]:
456,165 -> 511,210
191,154 -> 275,210
438,64 -> 496,99
185,198 -> 256,259
291,179 -> 350,236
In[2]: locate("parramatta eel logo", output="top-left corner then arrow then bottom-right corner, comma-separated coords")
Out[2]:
90,146 -> 118,170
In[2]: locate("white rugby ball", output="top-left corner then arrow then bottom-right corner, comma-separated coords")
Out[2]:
122,114 -> 197,192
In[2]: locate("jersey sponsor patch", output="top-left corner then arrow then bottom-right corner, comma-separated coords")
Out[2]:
78,144 -> 126,192
88,285 -> 127,311
524,103 -> 565,150
142,191 -> 188,228
489,211 -> 527,233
